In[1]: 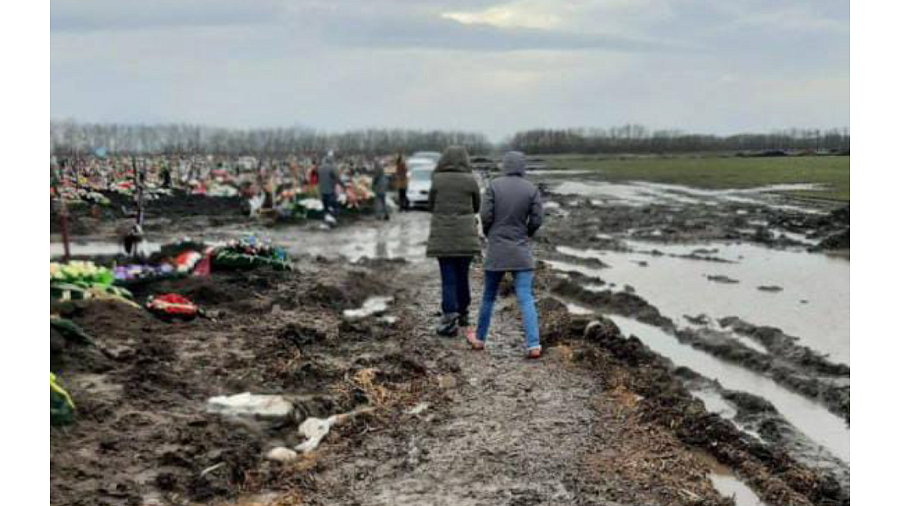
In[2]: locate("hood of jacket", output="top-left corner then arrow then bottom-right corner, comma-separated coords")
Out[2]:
501,151 -> 527,177
435,146 -> 471,173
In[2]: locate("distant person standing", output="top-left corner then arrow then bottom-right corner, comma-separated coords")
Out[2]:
395,154 -> 409,211
160,160 -> 172,189
372,159 -> 390,221
316,151 -> 342,219
426,146 -> 481,337
470,151 -> 544,358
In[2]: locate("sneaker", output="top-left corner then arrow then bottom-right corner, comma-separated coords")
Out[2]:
458,312 -> 470,328
526,347 -> 541,359
436,314 -> 459,337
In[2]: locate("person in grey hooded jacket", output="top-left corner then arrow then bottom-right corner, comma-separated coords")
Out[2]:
469,151 -> 544,357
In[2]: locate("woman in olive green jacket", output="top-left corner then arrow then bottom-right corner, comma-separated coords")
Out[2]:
426,146 -> 481,337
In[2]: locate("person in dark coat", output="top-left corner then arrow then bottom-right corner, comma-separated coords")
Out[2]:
316,152 -> 342,218
470,151 -> 544,358
426,146 -> 481,337
372,159 -> 390,221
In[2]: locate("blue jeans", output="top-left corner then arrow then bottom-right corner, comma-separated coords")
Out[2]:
438,257 -> 472,318
476,270 -> 540,350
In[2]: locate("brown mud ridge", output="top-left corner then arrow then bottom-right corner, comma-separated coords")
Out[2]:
51,190 -> 247,238
545,242 -> 850,424
542,304 -> 849,506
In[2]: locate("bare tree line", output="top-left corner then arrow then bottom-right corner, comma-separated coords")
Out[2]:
50,120 -> 492,156
51,120 -> 849,157
507,125 -> 850,155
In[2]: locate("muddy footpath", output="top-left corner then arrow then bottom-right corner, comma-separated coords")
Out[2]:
51,178 -> 849,506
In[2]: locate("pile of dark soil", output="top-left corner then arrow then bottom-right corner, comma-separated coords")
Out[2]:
51,190 -> 245,236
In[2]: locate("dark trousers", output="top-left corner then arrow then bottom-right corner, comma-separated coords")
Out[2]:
438,257 -> 472,317
398,188 -> 409,210
321,193 -> 339,216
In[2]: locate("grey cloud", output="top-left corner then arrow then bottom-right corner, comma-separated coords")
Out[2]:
50,0 -> 849,138
315,13 -> 674,52
51,0 -> 284,32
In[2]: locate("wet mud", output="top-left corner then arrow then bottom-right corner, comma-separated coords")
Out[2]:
51,174 -> 849,505
50,260 -> 446,506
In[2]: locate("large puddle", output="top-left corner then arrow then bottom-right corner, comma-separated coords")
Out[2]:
549,180 -> 827,213
608,316 -> 849,463
228,212 -> 430,262
692,450 -> 766,506
556,241 -> 849,365
50,212 -> 432,264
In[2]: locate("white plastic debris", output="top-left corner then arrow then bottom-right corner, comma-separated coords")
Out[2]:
206,393 -> 293,421
266,447 -> 299,463
343,296 -> 393,319
295,416 -> 338,453
297,198 -> 324,211
293,407 -> 375,454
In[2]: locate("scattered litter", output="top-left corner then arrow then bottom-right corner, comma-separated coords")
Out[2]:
295,416 -> 338,453
266,447 -> 299,463
145,293 -> 199,320
343,296 -> 394,319
295,406 -> 375,454
206,392 -> 293,421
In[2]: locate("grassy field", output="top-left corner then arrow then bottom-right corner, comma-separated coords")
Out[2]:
543,155 -> 850,201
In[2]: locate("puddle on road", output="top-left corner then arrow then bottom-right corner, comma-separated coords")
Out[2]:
564,302 -> 594,315
693,450 -> 766,506
556,242 -> 849,365
50,212 -> 432,265
608,316 -> 849,463
528,169 -> 593,176
690,388 -> 763,441
692,389 -> 737,419
250,212 -> 430,262
543,258 -> 607,280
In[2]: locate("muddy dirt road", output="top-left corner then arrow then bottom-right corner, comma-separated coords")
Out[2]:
309,261 -> 725,506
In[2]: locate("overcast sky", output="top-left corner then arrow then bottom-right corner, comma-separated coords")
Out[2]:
50,0 -> 849,140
